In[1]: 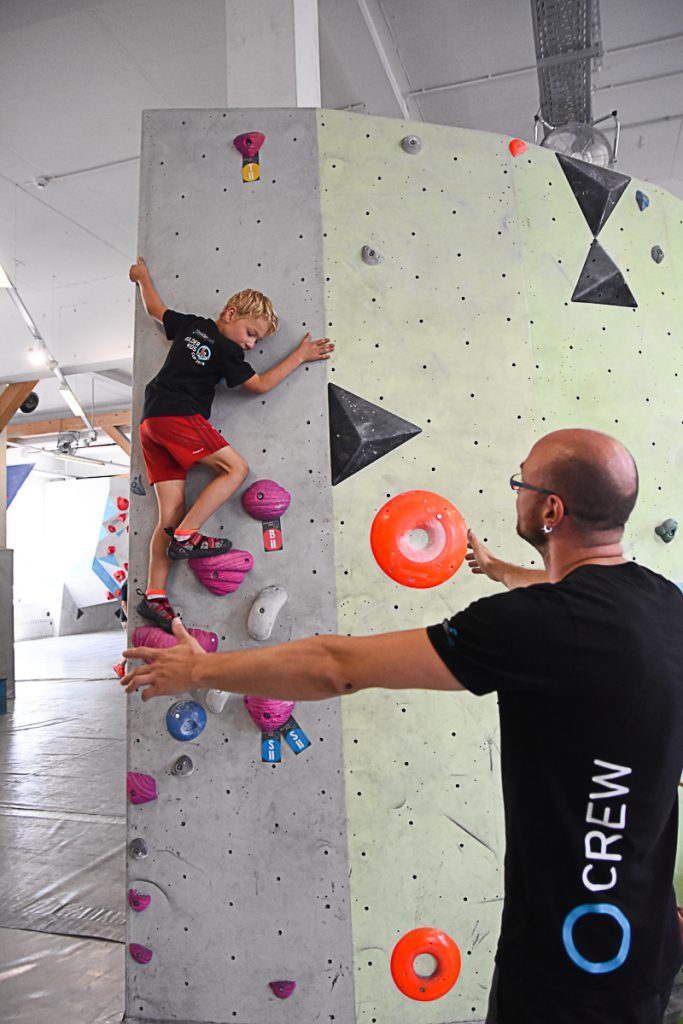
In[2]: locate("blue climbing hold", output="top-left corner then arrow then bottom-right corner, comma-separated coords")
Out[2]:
635,190 -> 649,211
166,700 -> 207,741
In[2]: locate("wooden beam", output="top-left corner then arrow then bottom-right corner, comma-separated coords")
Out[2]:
7,407 -> 131,439
102,424 -> 131,456
0,381 -> 39,432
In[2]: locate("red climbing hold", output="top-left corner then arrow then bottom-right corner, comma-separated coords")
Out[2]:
233,132 -> 266,159
509,138 -> 528,157
117,496 -> 130,511
269,980 -> 296,1000
107,545 -> 116,555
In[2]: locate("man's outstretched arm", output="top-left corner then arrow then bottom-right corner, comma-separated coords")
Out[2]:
122,620 -> 464,703
467,529 -> 549,589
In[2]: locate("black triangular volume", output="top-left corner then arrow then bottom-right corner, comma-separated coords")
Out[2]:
328,384 -> 421,485
571,240 -> 637,308
76,608 -> 84,619
557,154 -> 631,237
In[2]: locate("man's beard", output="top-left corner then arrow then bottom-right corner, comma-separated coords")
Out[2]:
516,515 -> 549,554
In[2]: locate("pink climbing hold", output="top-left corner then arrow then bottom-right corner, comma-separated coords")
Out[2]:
233,131 -> 266,159
508,138 -> 528,157
132,625 -> 219,655
129,943 -> 153,964
244,695 -> 295,731
126,771 -> 158,805
128,889 -> 151,912
190,549 -> 253,595
269,980 -> 296,1000
242,480 -> 291,521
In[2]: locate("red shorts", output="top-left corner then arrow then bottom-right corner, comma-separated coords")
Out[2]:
140,414 -> 229,485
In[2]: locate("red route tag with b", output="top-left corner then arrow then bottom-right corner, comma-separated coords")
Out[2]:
262,518 -> 283,553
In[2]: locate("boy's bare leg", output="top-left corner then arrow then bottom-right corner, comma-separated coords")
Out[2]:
148,479 -> 186,591
176,446 -> 248,532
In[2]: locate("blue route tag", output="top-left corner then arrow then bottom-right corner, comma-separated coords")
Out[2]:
261,730 -> 281,763
281,716 -> 311,754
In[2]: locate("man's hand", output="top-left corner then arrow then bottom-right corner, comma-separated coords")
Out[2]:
129,256 -> 150,284
121,618 -> 207,702
296,333 -> 334,362
466,529 -> 506,583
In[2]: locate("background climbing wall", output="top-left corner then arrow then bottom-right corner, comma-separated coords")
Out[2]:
126,109 -> 354,1024
318,110 -> 683,1022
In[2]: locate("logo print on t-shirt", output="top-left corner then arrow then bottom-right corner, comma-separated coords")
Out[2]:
185,334 -> 212,366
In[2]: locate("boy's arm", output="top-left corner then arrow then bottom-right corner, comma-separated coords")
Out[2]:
129,257 -> 167,323
242,333 -> 334,395
466,530 -> 549,589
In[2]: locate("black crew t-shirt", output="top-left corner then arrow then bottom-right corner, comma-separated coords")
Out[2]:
141,310 -> 255,422
427,563 -> 683,1017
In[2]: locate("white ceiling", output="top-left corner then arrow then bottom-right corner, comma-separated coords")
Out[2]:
2,0 -> 682,471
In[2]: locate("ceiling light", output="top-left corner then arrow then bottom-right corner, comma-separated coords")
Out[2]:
0,263 -> 11,288
28,345 -> 49,365
59,385 -> 87,419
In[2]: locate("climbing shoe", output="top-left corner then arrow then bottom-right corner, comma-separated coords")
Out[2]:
136,589 -> 177,634
165,528 -> 232,561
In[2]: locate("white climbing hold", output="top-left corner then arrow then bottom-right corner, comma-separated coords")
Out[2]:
247,585 -> 288,641
401,134 -> 422,154
205,689 -> 230,714
361,245 -> 384,266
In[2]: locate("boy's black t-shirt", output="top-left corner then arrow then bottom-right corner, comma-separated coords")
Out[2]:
427,562 -> 683,1020
141,310 -> 255,422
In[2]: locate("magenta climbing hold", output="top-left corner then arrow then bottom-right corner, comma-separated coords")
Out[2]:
126,771 -> 158,805
129,943 -> 153,964
242,479 -> 291,521
132,625 -> 218,654
128,889 -> 151,912
244,695 -> 295,731
190,549 -> 253,595
233,131 -> 266,159
269,980 -> 296,999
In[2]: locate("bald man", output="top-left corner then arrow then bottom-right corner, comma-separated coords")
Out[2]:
123,429 -> 683,1024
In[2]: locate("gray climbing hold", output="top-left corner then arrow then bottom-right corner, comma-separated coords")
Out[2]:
361,245 -> 383,266
651,245 -> 665,264
401,134 -> 422,154
247,585 -> 288,641
205,689 -> 230,714
655,518 -> 677,543
128,838 -> 148,860
131,473 -> 146,496
172,755 -> 194,776
635,190 -> 649,211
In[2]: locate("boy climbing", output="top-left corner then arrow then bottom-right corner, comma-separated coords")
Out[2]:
129,257 -> 333,632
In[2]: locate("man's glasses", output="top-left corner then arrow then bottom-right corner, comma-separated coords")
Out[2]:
509,473 -> 569,514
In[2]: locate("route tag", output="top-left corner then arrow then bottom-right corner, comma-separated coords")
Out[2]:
262,518 -> 283,553
261,730 -> 281,763
281,716 -> 311,755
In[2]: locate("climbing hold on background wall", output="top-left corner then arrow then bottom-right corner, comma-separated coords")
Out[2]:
391,927 -> 461,1001
571,240 -> 637,308
400,134 -> 422,154
233,131 -> 266,183
651,245 -> 665,264
128,889 -> 151,912
328,383 -> 421,485
635,189 -> 650,211
190,549 -> 254,595
371,490 -> 468,588
269,980 -> 296,999
556,154 -> 630,237
205,690 -> 229,714
131,473 -> 146,496
508,138 -> 528,157
247,585 -> 288,640
242,479 -> 291,520
127,772 -> 158,805
128,838 -> 148,860
172,754 -> 194,776
655,518 -> 678,543
361,245 -> 383,265
132,625 -> 219,655
166,700 -> 207,742
129,943 -> 153,965
244,696 -> 295,731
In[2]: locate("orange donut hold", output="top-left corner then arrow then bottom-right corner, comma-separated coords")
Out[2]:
391,927 -> 462,1001
370,490 -> 467,588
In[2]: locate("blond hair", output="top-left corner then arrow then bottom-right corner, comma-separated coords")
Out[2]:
219,289 -> 278,336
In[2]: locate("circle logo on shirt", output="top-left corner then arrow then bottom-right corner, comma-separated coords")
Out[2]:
195,344 -> 211,364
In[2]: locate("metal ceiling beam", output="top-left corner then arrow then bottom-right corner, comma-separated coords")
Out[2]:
355,0 -> 412,119
7,407 -> 131,440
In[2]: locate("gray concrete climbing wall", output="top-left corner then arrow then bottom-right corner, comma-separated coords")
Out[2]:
126,109 -> 354,1023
